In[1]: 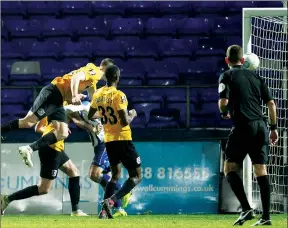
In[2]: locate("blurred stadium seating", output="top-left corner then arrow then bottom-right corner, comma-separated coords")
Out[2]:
1,1 -> 281,128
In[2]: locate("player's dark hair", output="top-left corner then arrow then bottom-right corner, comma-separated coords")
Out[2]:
101,58 -> 115,66
226,45 -> 243,63
105,65 -> 120,86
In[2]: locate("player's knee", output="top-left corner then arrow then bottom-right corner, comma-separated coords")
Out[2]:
18,118 -> 36,128
37,184 -> 50,195
89,167 -> 103,182
253,164 -> 267,177
67,165 -> 80,178
224,162 -> 239,176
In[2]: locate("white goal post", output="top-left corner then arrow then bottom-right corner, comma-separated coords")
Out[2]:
242,6 -> 288,213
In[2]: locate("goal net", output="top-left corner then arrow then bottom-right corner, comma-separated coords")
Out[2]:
243,8 -> 288,214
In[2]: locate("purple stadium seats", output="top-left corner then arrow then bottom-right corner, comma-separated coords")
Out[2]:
1,67 -> 8,85
196,37 -> 226,56
199,88 -> 218,103
148,108 -> 180,128
159,38 -> 197,58
110,18 -> 144,36
2,104 -> 25,116
124,1 -> 157,14
117,61 -> 145,80
226,36 -> 242,47
62,58 -> 89,70
130,113 -> 146,128
166,95 -> 187,126
42,19 -> 72,37
179,60 -> 216,85
1,41 -> 25,59
146,61 -> 179,85
62,41 -> 92,58
133,101 -> 162,123
156,2 -> 191,14
145,18 -> 177,36
25,1 -> 60,15
28,41 -> 61,59
41,61 -> 70,85
5,19 -> 40,38
177,18 -> 211,36
92,40 -> 125,58
113,36 -> 141,49
191,1 -> 226,14
256,1 -> 284,7
213,16 -> 242,36
126,40 -> 158,59
91,1 -> 125,15
60,1 -> 92,15
72,18 -> 109,37
226,1 -> 257,13
1,1 -> 26,16
2,89 -> 32,104
1,20 -> 8,40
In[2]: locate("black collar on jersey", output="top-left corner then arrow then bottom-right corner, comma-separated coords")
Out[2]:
231,65 -> 243,68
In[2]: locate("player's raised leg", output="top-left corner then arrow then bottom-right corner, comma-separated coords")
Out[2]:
224,161 -> 254,225
19,111 -> 69,168
60,160 -> 88,216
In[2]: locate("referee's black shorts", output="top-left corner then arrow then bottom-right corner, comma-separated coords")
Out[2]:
105,140 -> 141,171
30,84 -> 66,123
38,146 -> 70,180
225,119 -> 269,165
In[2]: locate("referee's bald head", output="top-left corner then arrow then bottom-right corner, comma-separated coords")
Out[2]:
226,45 -> 244,65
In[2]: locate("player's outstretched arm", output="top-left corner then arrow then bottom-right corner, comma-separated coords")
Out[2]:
69,112 -> 97,133
118,109 -> 137,127
71,71 -> 87,105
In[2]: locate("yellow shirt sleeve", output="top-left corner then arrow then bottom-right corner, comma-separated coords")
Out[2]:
91,92 -> 98,109
84,63 -> 102,81
115,91 -> 128,111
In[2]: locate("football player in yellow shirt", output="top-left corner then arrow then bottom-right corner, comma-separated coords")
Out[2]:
1,115 -> 89,217
88,65 -> 142,219
1,59 -> 114,168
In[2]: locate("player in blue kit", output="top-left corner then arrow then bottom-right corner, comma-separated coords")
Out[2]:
64,101 -> 132,217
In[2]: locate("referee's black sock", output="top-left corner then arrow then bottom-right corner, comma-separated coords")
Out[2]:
257,175 -> 271,220
29,132 -> 58,151
104,182 -> 117,199
226,171 -> 251,211
7,185 -> 39,202
69,176 -> 80,212
1,119 -> 19,133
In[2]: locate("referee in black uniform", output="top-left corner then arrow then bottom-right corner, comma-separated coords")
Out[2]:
218,45 -> 278,226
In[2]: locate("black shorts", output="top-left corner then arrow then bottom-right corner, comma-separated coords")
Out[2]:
30,84 -> 66,123
225,120 -> 269,165
105,140 -> 141,170
38,146 -> 70,180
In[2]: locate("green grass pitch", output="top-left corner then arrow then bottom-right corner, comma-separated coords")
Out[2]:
1,214 -> 287,228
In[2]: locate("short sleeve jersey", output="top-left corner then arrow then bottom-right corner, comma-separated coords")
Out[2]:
218,65 -> 273,125
51,63 -> 103,102
41,117 -> 64,152
91,86 -> 132,143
